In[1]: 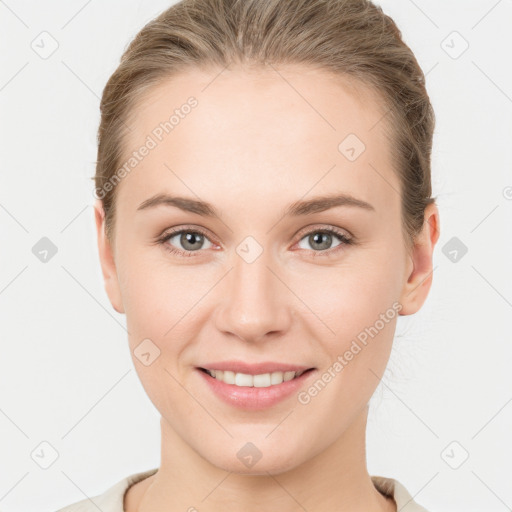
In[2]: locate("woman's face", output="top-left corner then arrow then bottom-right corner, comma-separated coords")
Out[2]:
95,65 -> 438,474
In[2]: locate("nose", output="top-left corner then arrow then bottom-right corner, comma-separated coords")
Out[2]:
213,249 -> 292,344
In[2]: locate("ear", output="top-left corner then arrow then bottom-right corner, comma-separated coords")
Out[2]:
399,202 -> 440,316
94,199 -> 125,314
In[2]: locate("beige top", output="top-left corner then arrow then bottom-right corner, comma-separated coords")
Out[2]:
56,467 -> 430,511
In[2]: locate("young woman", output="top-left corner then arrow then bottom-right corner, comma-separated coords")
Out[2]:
58,0 -> 439,510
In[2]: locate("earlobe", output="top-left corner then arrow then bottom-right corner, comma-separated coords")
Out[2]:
94,199 -> 125,314
399,203 -> 440,316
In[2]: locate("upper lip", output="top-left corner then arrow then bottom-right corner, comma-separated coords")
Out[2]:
197,360 -> 315,375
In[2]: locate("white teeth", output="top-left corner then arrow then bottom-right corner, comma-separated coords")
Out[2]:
206,369 -> 308,387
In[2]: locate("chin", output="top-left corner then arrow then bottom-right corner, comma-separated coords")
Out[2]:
204,439 -> 304,476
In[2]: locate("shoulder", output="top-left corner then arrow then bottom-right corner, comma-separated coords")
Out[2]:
371,475 -> 431,512
55,468 -> 159,512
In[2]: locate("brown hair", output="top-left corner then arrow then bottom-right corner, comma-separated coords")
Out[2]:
94,0 -> 436,251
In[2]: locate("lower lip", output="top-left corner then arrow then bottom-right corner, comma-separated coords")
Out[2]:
196,368 -> 317,410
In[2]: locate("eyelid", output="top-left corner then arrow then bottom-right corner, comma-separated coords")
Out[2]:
294,223 -> 352,240
156,223 -> 354,257
157,224 -> 351,243
158,224 -> 215,241
156,225 -> 217,248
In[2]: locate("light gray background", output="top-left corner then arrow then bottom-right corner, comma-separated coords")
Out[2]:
1,1 -> 511,511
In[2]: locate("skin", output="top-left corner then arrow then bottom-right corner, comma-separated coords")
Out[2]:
94,64 -> 440,512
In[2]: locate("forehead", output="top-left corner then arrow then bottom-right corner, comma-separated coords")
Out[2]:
117,65 -> 400,219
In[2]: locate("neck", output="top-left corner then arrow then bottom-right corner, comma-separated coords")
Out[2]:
126,405 -> 395,512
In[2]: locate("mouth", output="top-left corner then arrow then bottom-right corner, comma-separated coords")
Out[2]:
195,365 -> 318,410
197,367 -> 316,388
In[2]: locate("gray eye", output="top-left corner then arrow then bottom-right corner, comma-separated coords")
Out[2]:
168,231 -> 213,252
297,231 -> 343,251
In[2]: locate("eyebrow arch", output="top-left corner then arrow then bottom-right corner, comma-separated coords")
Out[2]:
136,192 -> 375,217
137,194 -> 217,216
285,193 -> 375,216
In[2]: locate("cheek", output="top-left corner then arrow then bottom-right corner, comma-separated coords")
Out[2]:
118,253 -> 211,361
303,275 -> 400,415
310,252 -> 402,331
304,247 -> 403,378
117,244 -> 183,320
117,257 -> 204,410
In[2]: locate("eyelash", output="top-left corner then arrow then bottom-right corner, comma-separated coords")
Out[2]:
155,225 -> 354,259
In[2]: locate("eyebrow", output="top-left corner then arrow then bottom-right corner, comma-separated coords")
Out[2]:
136,192 -> 375,217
